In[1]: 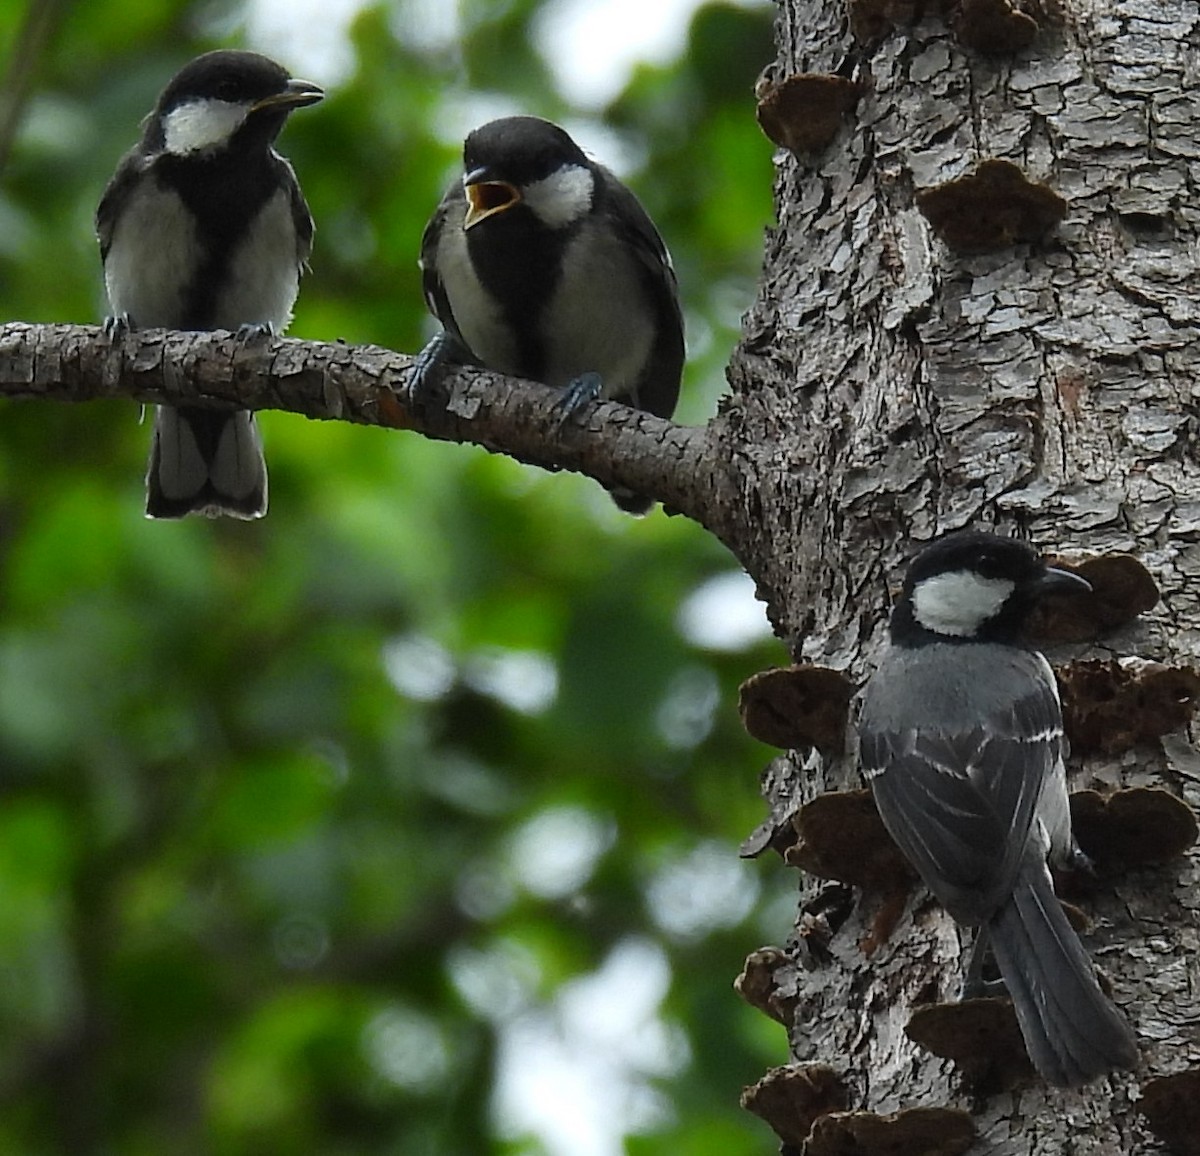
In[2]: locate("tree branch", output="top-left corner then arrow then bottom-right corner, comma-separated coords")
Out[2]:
0,321 -> 739,538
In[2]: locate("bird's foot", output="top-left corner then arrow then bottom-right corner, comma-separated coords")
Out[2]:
235,322 -> 276,342
962,975 -> 1007,1000
103,313 -> 133,339
554,372 -> 603,423
962,927 -> 997,999
404,332 -> 458,407
1065,841 -> 1098,878
1051,841 -> 1100,900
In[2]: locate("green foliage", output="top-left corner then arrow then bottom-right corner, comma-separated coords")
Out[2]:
0,1 -> 785,1152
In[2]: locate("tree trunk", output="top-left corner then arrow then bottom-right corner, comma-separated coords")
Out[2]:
735,1 -> 1200,1152
1,2 -> 1197,1150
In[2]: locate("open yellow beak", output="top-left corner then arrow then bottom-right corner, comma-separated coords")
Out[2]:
463,175 -> 521,230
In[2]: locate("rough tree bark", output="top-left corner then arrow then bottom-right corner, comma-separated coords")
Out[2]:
1,1 -> 1199,1151
733,1 -> 1200,1153
0,322 -> 742,542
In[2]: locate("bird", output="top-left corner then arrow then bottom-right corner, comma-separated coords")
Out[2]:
410,115 -> 685,514
97,49 -> 323,519
857,530 -> 1139,1086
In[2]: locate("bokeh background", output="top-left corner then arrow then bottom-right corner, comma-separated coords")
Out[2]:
0,1 -> 788,1152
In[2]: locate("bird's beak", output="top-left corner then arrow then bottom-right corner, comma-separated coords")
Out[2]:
252,78 -> 325,113
1036,565 -> 1092,597
463,168 -> 521,229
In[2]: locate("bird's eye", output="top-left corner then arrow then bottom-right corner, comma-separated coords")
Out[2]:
215,81 -> 239,102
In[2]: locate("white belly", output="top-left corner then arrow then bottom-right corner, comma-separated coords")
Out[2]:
103,182 -> 201,327
437,226 -> 520,372
538,225 -> 655,395
212,187 -> 301,331
435,215 -> 655,395
104,182 -> 300,332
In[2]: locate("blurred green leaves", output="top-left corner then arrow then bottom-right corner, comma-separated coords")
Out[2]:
0,1 -> 784,1152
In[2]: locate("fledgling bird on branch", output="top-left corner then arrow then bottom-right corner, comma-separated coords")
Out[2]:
97,49 -> 323,519
410,115 -> 685,514
858,530 -> 1138,1087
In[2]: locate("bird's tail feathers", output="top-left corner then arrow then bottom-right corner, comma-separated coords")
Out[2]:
989,863 -> 1138,1086
147,406 -> 267,520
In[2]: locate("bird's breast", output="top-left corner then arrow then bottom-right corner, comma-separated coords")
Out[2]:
102,180 -> 202,327
437,220 -> 521,373
536,225 -> 655,395
103,172 -> 302,333
210,186 -> 302,331
436,209 -> 657,395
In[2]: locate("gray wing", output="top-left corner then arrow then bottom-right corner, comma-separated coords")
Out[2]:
859,665 -> 1063,924
594,167 -> 685,418
96,146 -> 149,262
417,183 -> 472,351
279,155 -> 315,269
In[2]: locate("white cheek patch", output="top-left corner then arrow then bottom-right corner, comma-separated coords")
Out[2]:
911,571 -> 1015,637
523,165 -> 594,229
163,99 -> 247,155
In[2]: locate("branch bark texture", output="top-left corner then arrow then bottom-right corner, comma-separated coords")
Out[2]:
0,321 -> 740,543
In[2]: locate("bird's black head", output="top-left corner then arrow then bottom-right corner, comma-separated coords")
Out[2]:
890,530 -> 1090,646
460,116 -> 594,231
146,50 -> 323,157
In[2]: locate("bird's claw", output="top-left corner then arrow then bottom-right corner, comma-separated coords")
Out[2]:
103,313 -> 133,339
235,322 -> 276,342
405,332 -> 455,407
962,975 -> 1007,1000
962,927 -> 996,999
554,372 -> 603,424
1065,841 -> 1098,878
